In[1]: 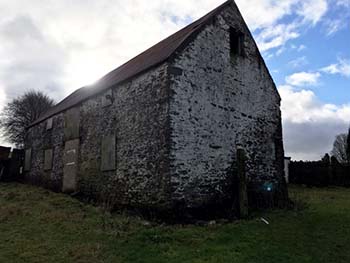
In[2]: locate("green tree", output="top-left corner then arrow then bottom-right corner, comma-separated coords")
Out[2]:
0,90 -> 54,148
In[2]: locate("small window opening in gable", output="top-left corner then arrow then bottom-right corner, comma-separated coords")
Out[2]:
230,27 -> 244,58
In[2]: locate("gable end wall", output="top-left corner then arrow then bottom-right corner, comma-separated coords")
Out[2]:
168,4 -> 287,209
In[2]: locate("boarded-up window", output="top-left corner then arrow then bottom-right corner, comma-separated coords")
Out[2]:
63,139 -> 79,193
101,134 -> 116,171
64,108 -> 80,141
44,149 -> 53,171
46,118 -> 53,130
24,148 -> 31,171
102,89 -> 113,107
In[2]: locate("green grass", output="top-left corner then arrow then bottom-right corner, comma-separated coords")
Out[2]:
1,183 -> 350,263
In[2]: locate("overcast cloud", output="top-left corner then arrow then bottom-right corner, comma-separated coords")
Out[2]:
0,0 -> 349,160
279,85 -> 350,160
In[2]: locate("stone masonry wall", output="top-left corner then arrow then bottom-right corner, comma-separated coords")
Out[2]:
25,2 -> 288,216
25,63 -> 172,209
168,3 -> 287,209
25,113 -> 65,191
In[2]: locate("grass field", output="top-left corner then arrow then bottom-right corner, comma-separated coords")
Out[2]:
1,183 -> 350,263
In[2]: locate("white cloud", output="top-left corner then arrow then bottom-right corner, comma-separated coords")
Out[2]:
276,47 -> 286,56
288,56 -> 308,68
235,0 -> 298,30
291,44 -> 307,51
298,44 -> 306,51
256,22 -> 300,52
0,15 -> 67,101
324,18 -> 347,36
321,58 -> 350,77
337,0 -> 350,7
296,0 -> 328,25
285,72 -> 321,86
236,0 -> 327,31
279,85 -> 350,160
245,0 -> 329,52
279,85 -> 350,123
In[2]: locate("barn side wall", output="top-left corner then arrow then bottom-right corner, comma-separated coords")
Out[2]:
168,4 -> 288,210
25,113 -> 65,190
25,63 -> 172,209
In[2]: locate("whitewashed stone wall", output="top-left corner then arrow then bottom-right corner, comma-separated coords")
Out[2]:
78,63 -> 171,208
26,63 -> 172,209
25,3 -> 288,216
25,113 -> 65,190
168,4 -> 287,209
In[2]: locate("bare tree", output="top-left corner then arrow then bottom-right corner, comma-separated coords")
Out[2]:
331,131 -> 350,164
0,90 -> 55,148
347,127 -> 350,164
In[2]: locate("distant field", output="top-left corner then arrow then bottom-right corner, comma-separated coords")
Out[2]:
0,183 -> 350,263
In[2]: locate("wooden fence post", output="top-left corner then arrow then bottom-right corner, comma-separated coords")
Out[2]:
237,148 -> 248,218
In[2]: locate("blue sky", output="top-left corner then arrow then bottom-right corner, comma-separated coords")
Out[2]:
248,0 -> 350,160
0,0 -> 349,160
265,16 -> 350,105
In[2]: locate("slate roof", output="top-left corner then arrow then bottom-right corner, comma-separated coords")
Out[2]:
29,1 -> 231,127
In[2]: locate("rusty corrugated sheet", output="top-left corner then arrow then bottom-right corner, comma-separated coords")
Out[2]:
29,1 -> 231,127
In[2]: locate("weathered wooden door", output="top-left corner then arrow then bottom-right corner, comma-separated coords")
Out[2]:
62,139 -> 79,193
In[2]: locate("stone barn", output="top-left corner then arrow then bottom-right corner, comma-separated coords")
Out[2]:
25,0 -> 288,218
